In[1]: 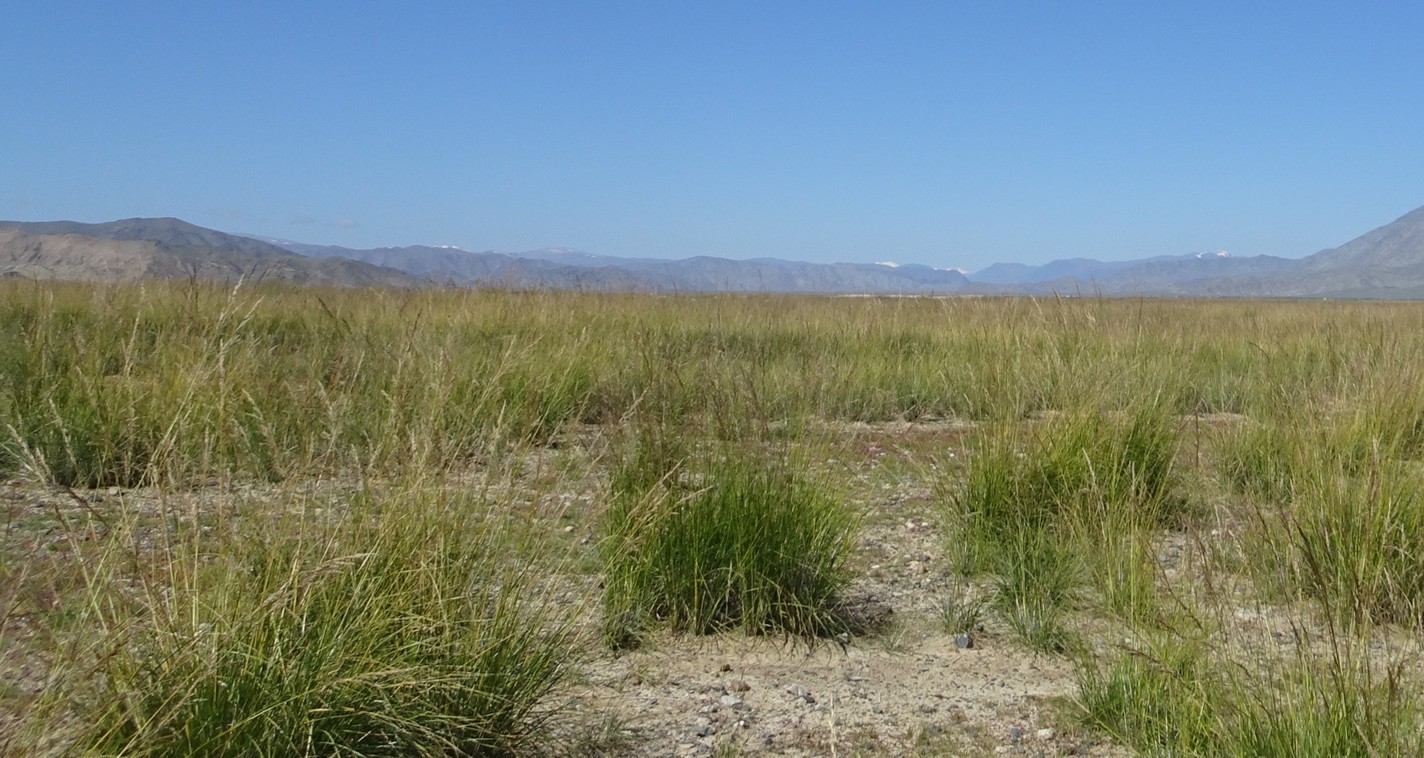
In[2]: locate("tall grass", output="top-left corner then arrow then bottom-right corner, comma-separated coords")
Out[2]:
8,283 -> 1424,489
31,485 -> 581,757
947,403 -> 1183,644
1220,384 -> 1424,630
600,439 -> 859,648
1078,630 -> 1421,757
12,282 -> 1424,754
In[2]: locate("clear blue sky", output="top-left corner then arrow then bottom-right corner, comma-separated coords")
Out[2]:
3,2 -> 1423,270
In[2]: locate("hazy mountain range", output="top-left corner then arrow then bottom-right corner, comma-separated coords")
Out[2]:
5,204 -> 1424,297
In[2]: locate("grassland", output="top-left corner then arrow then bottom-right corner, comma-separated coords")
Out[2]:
4,279 -> 1424,755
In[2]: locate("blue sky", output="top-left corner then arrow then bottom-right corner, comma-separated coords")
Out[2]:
3,2 -> 1423,270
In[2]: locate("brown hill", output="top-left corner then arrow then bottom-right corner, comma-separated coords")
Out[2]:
0,220 -> 423,288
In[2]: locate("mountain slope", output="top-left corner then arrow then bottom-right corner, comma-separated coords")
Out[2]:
962,203 -> 1424,298
0,219 -> 424,288
1299,205 -> 1424,273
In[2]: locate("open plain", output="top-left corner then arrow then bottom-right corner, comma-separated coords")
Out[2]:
4,282 -> 1424,756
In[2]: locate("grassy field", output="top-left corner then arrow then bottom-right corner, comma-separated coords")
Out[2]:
4,279 -> 1424,755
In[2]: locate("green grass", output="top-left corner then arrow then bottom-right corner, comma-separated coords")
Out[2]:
1245,457 -> 1424,630
38,485 -> 581,757
1219,390 -> 1424,630
1078,631 -> 1422,757
12,283 -> 1424,754
947,404 -> 1183,646
991,530 -> 1082,653
600,443 -> 859,647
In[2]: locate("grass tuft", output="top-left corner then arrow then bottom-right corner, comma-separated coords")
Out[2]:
1078,631 -> 1422,757
58,488 -> 579,757
947,404 -> 1181,645
600,445 -> 859,647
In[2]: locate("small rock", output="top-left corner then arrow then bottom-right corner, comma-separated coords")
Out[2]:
719,694 -> 742,707
719,663 -> 733,673
730,680 -> 750,692
1036,727 -> 1055,741
562,525 -> 574,533
954,632 -> 974,650
1008,726 -> 1024,742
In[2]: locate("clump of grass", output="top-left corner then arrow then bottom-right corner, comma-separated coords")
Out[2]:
952,405 -> 1181,571
937,581 -> 986,635
1078,632 -> 1421,757
1247,457 -> 1424,630
1076,634 -> 1220,754
600,443 -> 859,648
992,530 -> 1082,653
1221,394 -> 1424,630
58,488 -> 579,757
947,404 -> 1181,645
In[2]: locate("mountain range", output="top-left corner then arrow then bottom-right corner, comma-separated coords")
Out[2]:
5,204 -> 1424,297
0,218 -> 420,289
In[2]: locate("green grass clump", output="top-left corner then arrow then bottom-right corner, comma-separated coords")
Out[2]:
600,444 -> 859,647
991,530 -> 1082,653
70,490 -> 578,757
1077,635 -> 1220,754
1220,395 -> 1424,629
947,404 -> 1182,645
953,406 -> 1180,569
1246,459 -> 1424,630
1078,633 -> 1421,757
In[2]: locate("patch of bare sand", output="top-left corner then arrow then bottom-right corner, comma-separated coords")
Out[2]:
569,629 -> 1121,756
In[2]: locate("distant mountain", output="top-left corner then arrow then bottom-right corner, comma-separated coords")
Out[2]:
1299,205 -> 1424,275
9,203 -> 1424,297
0,218 -> 423,288
962,204 -> 1424,297
968,251 -> 1293,290
258,238 -> 971,294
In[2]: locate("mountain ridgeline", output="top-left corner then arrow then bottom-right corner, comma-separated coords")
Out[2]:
5,204 -> 1424,297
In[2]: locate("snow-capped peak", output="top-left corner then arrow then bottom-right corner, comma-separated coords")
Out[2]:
875,261 -> 900,268
1193,249 -> 1230,259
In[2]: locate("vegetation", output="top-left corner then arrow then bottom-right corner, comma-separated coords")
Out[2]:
947,405 -> 1183,648
6,279 -> 1424,754
73,486 -> 578,757
1078,631 -> 1421,756
600,441 -> 859,647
